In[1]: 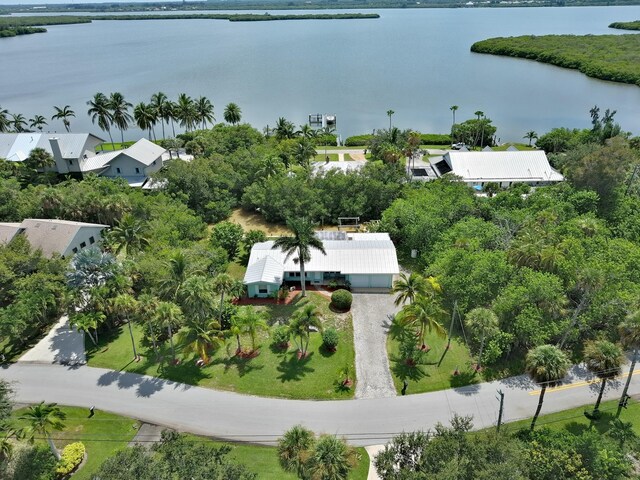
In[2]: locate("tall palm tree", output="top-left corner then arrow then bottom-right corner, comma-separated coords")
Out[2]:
108,92 -> 133,144
294,140 -> 316,168
278,425 -> 315,477
133,102 -> 157,140
524,131 -> 538,147
584,339 -> 624,415
232,306 -> 268,353
617,310 -> 640,417
179,275 -> 216,326
87,93 -> 114,148
175,93 -> 196,132
150,92 -> 171,140
154,301 -> 183,363
111,293 -> 140,361
288,304 -> 323,358
212,273 -> 235,325
465,307 -> 498,370
449,105 -> 459,126
474,110 -> 484,120
299,124 -> 317,141
258,156 -> 285,178
158,251 -> 191,301
526,344 -> 570,430
275,117 -> 296,140
69,311 -> 104,345
272,218 -> 326,297
195,96 -> 215,129
0,106 -> 10,132
29,114 -> 48,132
386,109 -> 395,129
51,105 -> 75,132
108,213 -> 150,256
224,103 -> 242,125
392,272 -> 432,306
305,435 -> 358,480
11,113 -> 27,132
137,293 -> 160,354
18,402 -> 66,460
395,294 -> 446,350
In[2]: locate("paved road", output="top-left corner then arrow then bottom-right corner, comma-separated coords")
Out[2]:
2,362 -> 637,447
351,294 -> 398,399
18,316 -> 85,365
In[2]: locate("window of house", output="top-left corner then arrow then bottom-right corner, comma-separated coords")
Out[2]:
80,242 -> 86,248
135,167 -> 140,174
89,236 -> 95,244
116,167 -> 121,174
152,160 -> 156,165
259,286 -> 268,294
68,159 -> 73,165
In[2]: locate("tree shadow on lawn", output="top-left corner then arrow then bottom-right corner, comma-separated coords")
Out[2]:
319,344 -> 336,358
563,410 -> 616,436
450,370 -> 480,395
277,352 -> 315,382
210,353 -> 265,378
390,356 -> 429,383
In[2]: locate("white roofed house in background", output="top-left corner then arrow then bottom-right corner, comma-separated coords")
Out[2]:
96,138 -> 166,187
244,231 -> 400,298
0,219 -> 108,257
431,150 -> 564,190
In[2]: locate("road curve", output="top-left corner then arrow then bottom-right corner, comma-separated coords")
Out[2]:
2,362 -> 636,446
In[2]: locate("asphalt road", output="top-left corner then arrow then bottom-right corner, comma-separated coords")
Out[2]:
3,362 -> 637,446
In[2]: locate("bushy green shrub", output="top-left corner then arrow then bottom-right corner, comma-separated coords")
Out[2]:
315,134 -> 337,146
56,442 -> 85,476
322,327 -> 339,351
272,325 -> 290,348
419,133 -> 451,145
331,289 -> 352,311
345,134 -> 373,147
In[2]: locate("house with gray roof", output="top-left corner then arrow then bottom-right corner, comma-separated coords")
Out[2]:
244,231 -> 399,297
0,219 -> 108,257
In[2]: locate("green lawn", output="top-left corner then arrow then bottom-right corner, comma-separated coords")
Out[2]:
86,293 -> 356,399
12,406 -> 138,480
315,153 -> 339,161
227,261 -> 247,281
96,141 -> 137,152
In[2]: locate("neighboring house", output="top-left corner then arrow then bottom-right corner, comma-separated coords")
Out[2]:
88,139 -> 166,186
431,151 -> 564,189
0,218 -> 108,257
244,232 -> 400,297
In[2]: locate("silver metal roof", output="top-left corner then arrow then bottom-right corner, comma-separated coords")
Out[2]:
244,256 -> 284,284
124,138 -> 166,166
0,223 -> 22,244
0,133 -> 104,162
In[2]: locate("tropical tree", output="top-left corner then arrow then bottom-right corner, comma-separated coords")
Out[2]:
212,273 -> 236,325
111,293 -> 140,361
179,275 -> 216,326
305,434 -> 358,480
288,304 -> 323,358
395,295 -> 446,350
175,93 -> 196,132
108,213 -> 150,256
66,247 -> 118,293
584,339 -> 624,415
29,114 -> 48,132
278,425 -> 315,477
392,273 -> 440,306
299,124 -> 317,140
272,218 -> 326,297
11,113 -> 27,132
177,322 -> 223,364
474,110 -> 484,120
108,92 -> 133,144
137,293 -> 160,354
51,105 -> 75,132
617,309 -> 640,417
294,140 -> 316,168
18,402 -> 66,460
69,311 -> 104,345
223,102 -> 242,125
232,305 -> 268,352
275,117 -> 296,140
465,307 -> 498,370
195,96 -> 215,130
524,130 -> 538,147
526,344 -> 570,430
386,109 -> 395,129
24,147 -> 55,171
154,301 -> 183,363
87,92 -> 114,147
449,105 -> 458,126
0,106 -> 10,132
150,92 -> 171,140
133,102 -> 157,140
157,251 -> 191,301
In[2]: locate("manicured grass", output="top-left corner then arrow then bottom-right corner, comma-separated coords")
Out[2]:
387,332 -> 479,394
86,293 -> 356,399
315,153 -> 339,161
12,406 -> 138,480
492,142 -> 535,151
96,141 -> 137,152
227,261 -> 247,281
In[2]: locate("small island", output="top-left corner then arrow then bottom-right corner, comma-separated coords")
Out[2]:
609,20 -> 640,30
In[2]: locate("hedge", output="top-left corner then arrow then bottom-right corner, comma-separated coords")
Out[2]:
344,134 -> 373,147
420,133 -> 451,145
56,442 -> 85,476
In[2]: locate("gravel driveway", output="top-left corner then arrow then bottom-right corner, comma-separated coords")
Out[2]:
351,294 -> 399,399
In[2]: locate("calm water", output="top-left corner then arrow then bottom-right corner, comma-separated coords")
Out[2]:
1,6 -> 639,141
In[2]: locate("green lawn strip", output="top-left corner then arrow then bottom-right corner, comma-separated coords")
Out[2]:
87,293 -> 356,399
227,261 -> 247,281
96,141 -> 137,152
315,153 -> 339,161
492,143 -> 535,151
12,406 -> 138,480
419,144 -> 451,150
387,332 -> 479,394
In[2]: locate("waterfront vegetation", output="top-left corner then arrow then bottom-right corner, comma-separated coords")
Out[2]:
471,34 -> 640,86
609,20 -> 640,30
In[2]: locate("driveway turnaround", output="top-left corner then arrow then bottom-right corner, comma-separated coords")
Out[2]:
18,316 -> 85,365
351,294 -> 398,399
3,362 -> 638,447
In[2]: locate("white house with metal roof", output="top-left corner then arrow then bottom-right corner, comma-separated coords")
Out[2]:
0,219 -> 108,257
244,231 -> 400,297
431,151 -> 564,189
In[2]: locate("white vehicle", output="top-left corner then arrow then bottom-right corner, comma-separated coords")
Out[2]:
451,142 -> 466,150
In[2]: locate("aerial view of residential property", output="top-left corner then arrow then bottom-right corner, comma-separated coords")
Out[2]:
0,0 -> 639,476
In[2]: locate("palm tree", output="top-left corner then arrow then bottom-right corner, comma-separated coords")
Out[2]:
294,140 -> 316,168
154,301 -> 183,363
617,310 -> 640,417
474,110 -> 484,120
137,293 -> 160,354
584,339 -> 624,415
386,109 -> 395,129
195,96 -> 215,130
179,275 -> 216,326
392,272 -> 435,306
465,307 -> 498,370
19,402 -> 66,460
278,425 -> 315,477
449,105 -> 459,126
272,218 -> 326,297
233,306 -> 268,352
222,102 -> 241,125
51,105 -> 75,132
299,124 -> 317,141
524,131 -> 538,147
25,147 -> 55,171
69,311 -> 104,345
395,294 -> 446,350
108,213 -> 150,256
149,92 -> 169,140
29,114 -> 48,132
177,322 -> 223,364
288,303 -> 323,358
526,344 -> 570,430
0,106 -> 10,132
87,93 -> 114,148
11,113 -> 27,132
133,102 -> 157,140
305,435 -> 358,480
258,156 -> 285,178
275,117 -> 296,140
212,273 -> 235,325
108,93 -> 133,144
111,293 -> 140,361
175,93 -> 196,132
158,251 -> 192,301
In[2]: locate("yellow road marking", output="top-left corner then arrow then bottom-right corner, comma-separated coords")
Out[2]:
529,369 -> 640,395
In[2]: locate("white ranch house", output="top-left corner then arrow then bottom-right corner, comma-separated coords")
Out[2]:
244,232 -> 400,297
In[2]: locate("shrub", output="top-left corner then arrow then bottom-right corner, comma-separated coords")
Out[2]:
419,133 -> 451,145
322,327 -> 339,351
315,134 -> 337,146
56,442 -> 85,476
272,325 -> 290,348
344,134 -> 373,147
331,289 -> 352,311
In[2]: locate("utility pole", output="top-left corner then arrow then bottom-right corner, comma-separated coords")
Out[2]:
496,390 -> 505,432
